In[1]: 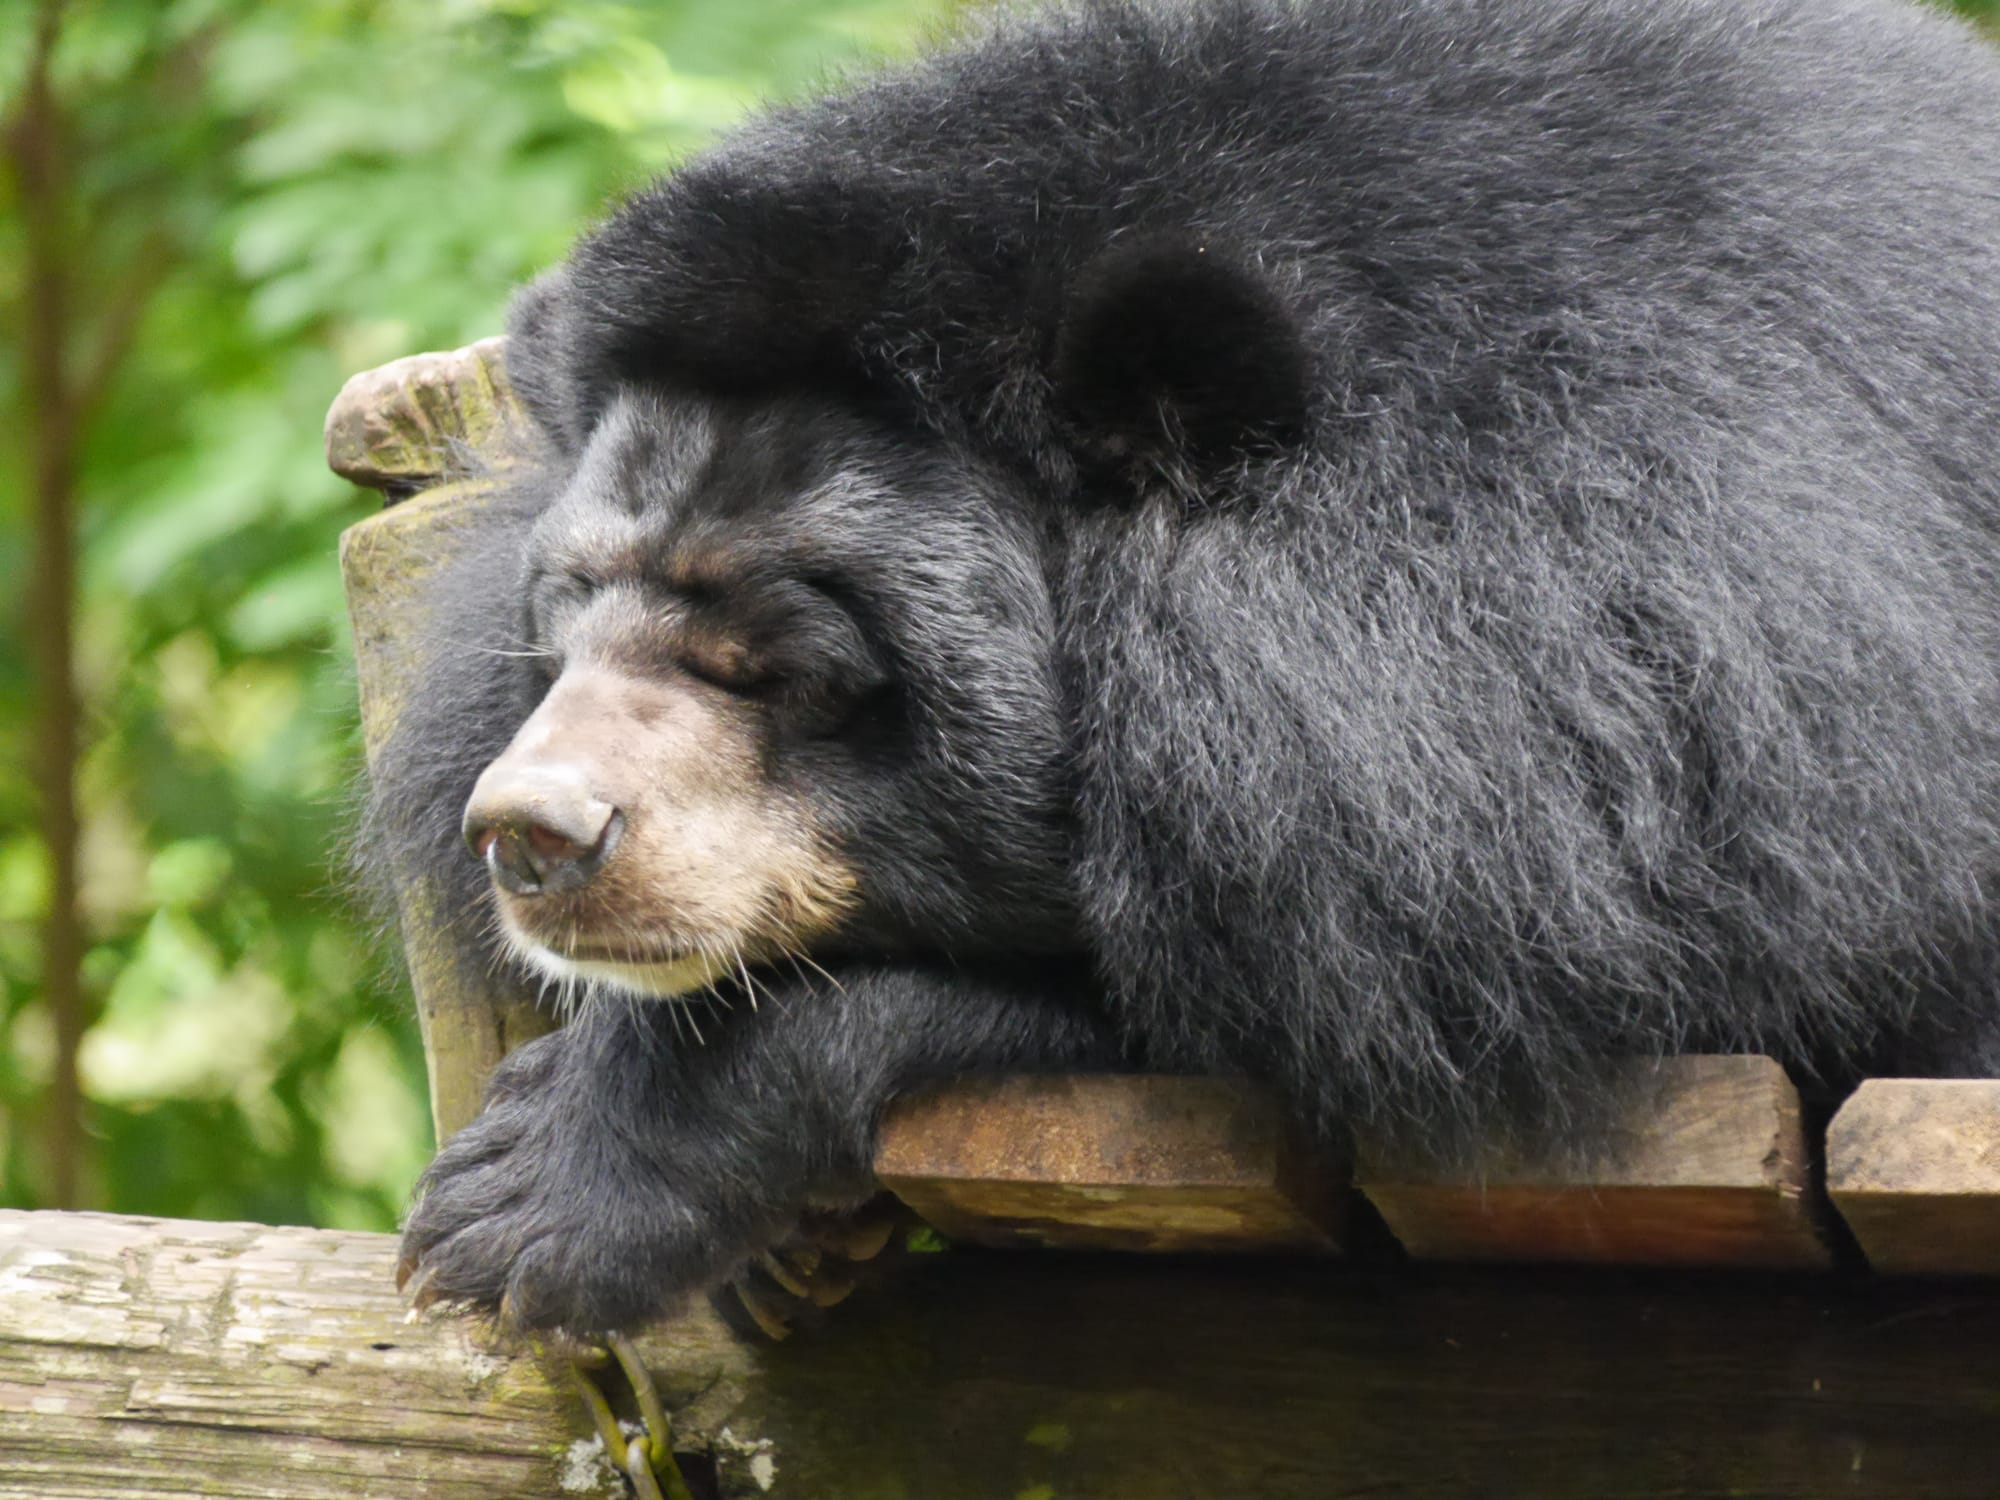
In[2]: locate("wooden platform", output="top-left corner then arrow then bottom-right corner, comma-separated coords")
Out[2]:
876,1066 -> 2000,1279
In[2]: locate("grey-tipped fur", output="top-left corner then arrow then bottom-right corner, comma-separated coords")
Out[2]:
376,0 -> 2000,1330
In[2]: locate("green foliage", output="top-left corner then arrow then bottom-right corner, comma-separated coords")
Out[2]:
0,0 -> 945,1227
1950,0 -> 2000,28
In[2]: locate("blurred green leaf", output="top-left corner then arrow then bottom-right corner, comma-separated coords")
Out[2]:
146,839 -> 235,908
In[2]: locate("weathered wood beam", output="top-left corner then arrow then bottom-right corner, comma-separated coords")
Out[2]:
877,1074 -> 1345,1253
0,1209 -> 739,1499
1354,1055 -> 1832,1270
9,1208 -> 2000,1500
1826,1079 -> 2000,1275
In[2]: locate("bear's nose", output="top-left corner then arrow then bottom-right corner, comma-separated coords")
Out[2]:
462,765 -> 622,896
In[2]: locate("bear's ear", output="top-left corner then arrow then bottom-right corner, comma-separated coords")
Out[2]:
1052,234 -> 1312,486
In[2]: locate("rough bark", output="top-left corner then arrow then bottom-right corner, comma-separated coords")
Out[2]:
10,0 -> 87,1211
8,1208 -> 2000,1500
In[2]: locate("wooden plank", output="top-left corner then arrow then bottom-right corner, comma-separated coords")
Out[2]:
1355,1056 -> 1832,1270
875,1074 -> 1344,1253
1826,1078 -> 2000,1276
8,1208 -> 2000,1499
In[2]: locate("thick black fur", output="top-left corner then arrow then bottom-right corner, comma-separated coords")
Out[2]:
373,0 -> 2000,1332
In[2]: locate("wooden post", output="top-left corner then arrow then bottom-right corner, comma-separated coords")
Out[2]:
330,342 -> 555,1143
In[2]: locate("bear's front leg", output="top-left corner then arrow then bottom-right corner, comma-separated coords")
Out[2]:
398,959 -> 1116,1333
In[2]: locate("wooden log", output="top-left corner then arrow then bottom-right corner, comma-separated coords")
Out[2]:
8,1208 -> 2000,1499
875,1074 -> 1345,1253
1826,1078 -> 2000,1276
1354,1056 -> 1832,1270
0,1209 -> 732,1499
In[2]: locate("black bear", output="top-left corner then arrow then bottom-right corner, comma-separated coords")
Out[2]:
373,0 -> 2000,1333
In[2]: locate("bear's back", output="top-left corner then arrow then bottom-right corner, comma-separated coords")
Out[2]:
555,0 -> 2000,511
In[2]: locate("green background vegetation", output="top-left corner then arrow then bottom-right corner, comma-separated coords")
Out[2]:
0,0 -> 949,1229
2,0 -> 1996,1232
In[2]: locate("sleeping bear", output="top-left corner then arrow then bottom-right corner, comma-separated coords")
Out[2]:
372,0 -> 2000,1333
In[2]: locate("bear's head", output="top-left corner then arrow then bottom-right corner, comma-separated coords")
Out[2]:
462,220 -> 1314,1002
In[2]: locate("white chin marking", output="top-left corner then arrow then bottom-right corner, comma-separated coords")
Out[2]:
513,940 -> 730,1000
